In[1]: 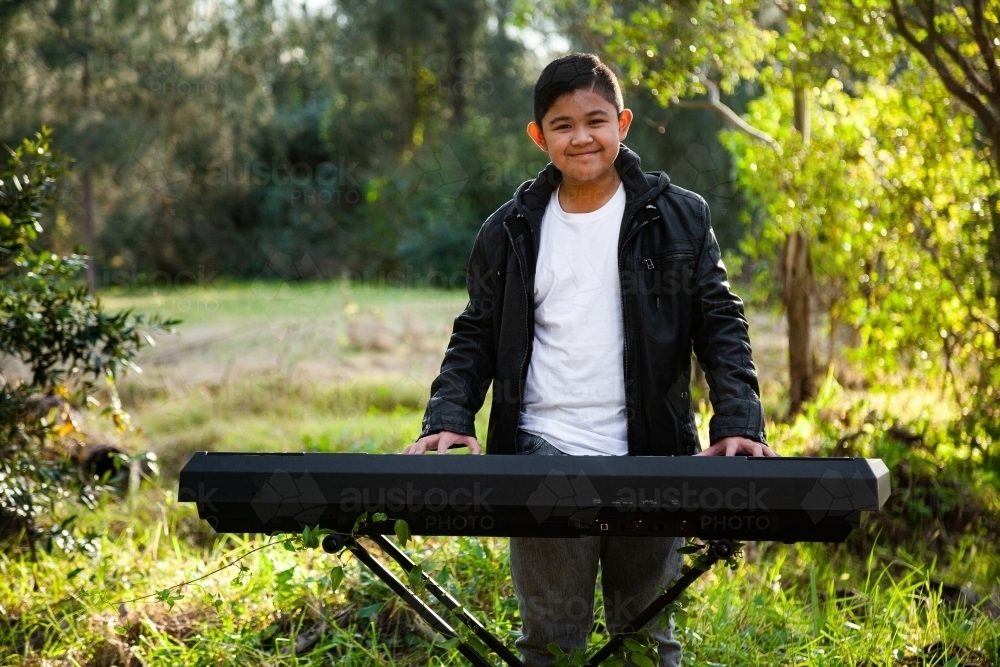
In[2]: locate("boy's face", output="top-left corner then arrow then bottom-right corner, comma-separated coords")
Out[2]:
527,88 -> 633,186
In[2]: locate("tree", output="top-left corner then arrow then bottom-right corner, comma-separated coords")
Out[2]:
536,0 -> 826,413
887,0 -> 1000,331
727,3 -> 997,448
534,0 -> 998,443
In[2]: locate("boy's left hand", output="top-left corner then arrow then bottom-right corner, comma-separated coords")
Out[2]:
695,436 -> 778,457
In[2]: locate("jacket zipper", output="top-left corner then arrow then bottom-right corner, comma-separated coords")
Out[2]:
505,216 -> 531,423
618,201 -> 660,453
639,250 -> 694,268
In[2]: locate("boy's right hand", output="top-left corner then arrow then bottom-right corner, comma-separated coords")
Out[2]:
402,431 -> 482,455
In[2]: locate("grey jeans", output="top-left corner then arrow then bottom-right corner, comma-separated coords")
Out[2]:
509,429 -> 685,667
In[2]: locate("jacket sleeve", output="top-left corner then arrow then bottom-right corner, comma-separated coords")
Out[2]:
418,218 -> 502,440
690,198 -> 768,446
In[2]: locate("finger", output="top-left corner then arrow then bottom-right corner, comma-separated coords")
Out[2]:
764,444 -> 779,457
751,442 -> 764,458
436,436 -> 452,454
467,439 -> 482,455
726,440 -> 739,457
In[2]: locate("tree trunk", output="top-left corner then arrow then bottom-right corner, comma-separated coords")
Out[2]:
827,305 -> 838,370
785,85 -> 814,415
80,0 -> 98,292
80,168 -> 98,292
991,155 -> 1000,346
784,230 -> 813,413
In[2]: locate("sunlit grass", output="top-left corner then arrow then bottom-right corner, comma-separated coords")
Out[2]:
2,486 -> 998,666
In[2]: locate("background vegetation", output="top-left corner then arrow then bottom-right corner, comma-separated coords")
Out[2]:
2,0 -> 1000,665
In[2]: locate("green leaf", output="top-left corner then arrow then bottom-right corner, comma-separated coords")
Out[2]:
301,525 -> 320,549
630,652 -> 655,667
329,566 -> 344,592
155,588 -> 183,610
394,519 -> 411,547
547,642 -> 566,657
408,563 -> 425,592
622,638 -> 644,652
275,566 -> 296,586
677,545 -> 703,554
358,602 -> 382,620
373,511 -> 388,522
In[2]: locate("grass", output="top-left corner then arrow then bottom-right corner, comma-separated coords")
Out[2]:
2,280 -> 999,666
2,491 -> 997,666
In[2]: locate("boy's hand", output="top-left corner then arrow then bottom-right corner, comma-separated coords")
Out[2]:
695,436 -> 778,457
403,431 -> 482,455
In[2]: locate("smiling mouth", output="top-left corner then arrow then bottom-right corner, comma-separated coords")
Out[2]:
569,150 -> 600,157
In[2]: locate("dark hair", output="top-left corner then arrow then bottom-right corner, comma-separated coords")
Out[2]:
533,53 -> 624,128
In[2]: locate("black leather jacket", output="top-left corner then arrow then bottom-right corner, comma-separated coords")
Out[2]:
419,144 -> 766,456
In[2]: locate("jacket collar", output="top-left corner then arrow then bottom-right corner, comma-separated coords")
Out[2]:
511,143 -> 669,225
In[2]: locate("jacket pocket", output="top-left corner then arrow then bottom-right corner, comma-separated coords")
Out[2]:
635,250 -> 696,344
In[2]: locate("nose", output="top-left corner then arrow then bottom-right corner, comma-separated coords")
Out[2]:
570,125 -> 595,146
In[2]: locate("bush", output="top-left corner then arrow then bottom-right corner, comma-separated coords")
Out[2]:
0,127 -> 176,555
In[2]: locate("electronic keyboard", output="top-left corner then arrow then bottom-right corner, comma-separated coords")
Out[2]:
178,452 -> 889,542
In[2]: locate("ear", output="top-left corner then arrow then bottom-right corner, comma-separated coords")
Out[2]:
618,108 -> 633,141
526,121 -> 548,152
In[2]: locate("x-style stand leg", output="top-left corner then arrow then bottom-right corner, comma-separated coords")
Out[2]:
585,540 -> 732,666
324,532 -> 525,667
323,534 -> 731,667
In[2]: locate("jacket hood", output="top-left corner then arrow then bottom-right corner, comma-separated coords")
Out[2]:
513,143 -> 671,222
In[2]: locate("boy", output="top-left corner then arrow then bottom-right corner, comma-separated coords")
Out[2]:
403,53 -> 774,666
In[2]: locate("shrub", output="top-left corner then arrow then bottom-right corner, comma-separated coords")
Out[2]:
0,127 -> 176,555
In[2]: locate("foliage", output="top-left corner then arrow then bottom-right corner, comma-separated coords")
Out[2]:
715,7 -> 999,451
0,0 -> 549,282
0,128 -> 175,555
562,0 -> 1000,449
549,0 -> 775,99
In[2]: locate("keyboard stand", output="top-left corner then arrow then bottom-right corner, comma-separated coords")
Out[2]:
323,533 -> 732,667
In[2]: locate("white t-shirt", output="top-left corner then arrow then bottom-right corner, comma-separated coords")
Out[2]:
518,182 -> 628,456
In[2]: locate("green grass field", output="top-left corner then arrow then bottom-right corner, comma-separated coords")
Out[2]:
2,281 -> 998,666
